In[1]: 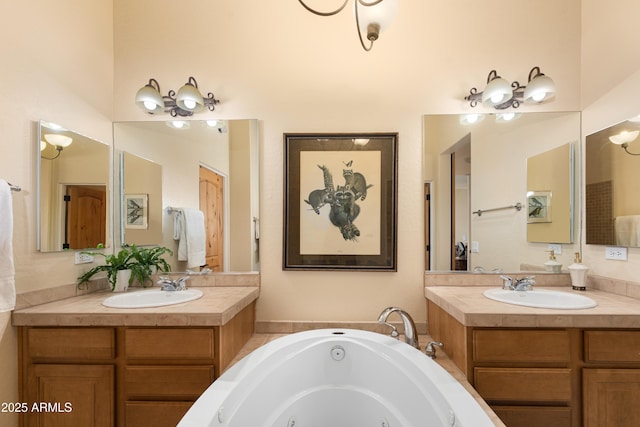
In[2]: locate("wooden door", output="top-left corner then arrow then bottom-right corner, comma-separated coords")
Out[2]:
199,166 -> 224,271
26,364 -> 113,427
583,368 -> 640,427
66,185 -> 106,250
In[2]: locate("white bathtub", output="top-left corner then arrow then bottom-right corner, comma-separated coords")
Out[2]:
178,329 -> 495,427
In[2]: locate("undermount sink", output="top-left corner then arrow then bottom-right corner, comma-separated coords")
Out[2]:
483,288 -> 597,310
102,289 -> 204,309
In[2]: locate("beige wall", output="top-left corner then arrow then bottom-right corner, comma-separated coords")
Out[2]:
2,1 -> 640,425
0,1 -> 114,424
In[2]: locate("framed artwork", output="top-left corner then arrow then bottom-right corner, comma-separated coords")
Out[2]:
124,194 -> 148,229
283,133 -> 398,271
527,191 -> 552,223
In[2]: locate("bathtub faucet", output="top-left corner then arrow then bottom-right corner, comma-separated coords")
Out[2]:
377,307 -> 420,350
157,276 -> 189,291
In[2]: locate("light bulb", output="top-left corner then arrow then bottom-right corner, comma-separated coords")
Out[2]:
183,99 -> 197,110
532,92 -> 546,102
491,93 -> 506,104
143,100 -> 158,111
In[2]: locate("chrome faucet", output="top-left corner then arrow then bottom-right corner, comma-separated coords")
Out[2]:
157,276 -> 189,291
500,275 -> 536,291
425,341 -> 443,359
377,307 -> 420,349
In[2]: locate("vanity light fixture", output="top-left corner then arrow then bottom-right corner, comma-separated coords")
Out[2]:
41,134 -> 73,160
135,77 -> 220,117
459,113 -> 485,125
496,112 -> 521,123
465,66 -> 556,109
297,0 -> 398,51
609,130 -> 640,155
166,120 -> 190,130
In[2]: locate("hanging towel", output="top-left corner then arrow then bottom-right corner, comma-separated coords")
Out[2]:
614,215 -> 640,247
0,180 -> 16,312
172,208 -> 207,268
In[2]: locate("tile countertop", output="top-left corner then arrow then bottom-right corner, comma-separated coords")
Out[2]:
425,286 -> 640,328
12,286 -> 259,327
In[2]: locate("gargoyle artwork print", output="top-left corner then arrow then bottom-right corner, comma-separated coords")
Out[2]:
284,133 -> 397,271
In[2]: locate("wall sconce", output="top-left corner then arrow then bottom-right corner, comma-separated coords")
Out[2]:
465,66 -> 556,109
41,134 -> 73,160
609,130 -> 640,155
298,0 -> 398,51
135,77 -> 220,117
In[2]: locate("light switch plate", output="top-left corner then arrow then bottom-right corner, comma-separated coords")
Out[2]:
548,243 -> 562,255
605,246 -> 627,261
74,252 -> 94,264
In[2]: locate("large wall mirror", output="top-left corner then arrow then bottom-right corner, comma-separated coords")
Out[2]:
113,119 -> 260,272
423,112 -> 581,272
585,114 -> 640,247
37,120 -> 110,252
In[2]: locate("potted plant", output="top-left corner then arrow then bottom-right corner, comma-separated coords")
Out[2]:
77,245 -> 173,291
128,245 -> 173,288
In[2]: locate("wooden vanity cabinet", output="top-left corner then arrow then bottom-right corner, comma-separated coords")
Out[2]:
428,301 -> 640,427
582,330 -> 640,427
19,301 -> 255,427
21,327 -> 116,427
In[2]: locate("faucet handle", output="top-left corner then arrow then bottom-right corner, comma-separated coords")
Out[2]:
425,341 -> 443,359
500,275 -> 514,290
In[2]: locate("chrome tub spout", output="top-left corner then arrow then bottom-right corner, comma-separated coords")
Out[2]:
377,307 -> 420,349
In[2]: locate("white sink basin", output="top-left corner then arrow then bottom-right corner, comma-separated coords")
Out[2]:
102,289 -> 204,309
483,288 -> 597,310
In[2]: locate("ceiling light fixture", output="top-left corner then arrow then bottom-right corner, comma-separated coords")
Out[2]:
465,66 -> 556,109
135,77 -> 220,117
298,0 -> 398,51
609,130 -> 640,155
41,134 -> 73,160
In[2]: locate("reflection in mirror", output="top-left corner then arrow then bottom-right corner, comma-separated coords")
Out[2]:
37,121 -> 110,252
113,120 -> 260,272
423,112 -> 580,272
526,143 -> 574,243
120,152 -> 163,246
585,115 -> 640,247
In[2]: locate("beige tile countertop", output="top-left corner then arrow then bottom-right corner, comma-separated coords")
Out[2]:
12,286 -> 259,327
425,286 -> 640,328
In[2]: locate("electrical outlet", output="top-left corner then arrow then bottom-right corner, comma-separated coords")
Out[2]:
470,241 -> 479,253
605,246 -> 627,261
74,252 -> 94,264
548,243 -> 562,255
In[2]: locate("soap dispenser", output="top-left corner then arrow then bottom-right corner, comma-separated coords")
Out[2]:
568,252 -> 589,291
544,249 -> 562,273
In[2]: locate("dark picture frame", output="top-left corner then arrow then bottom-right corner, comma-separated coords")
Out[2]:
283,133 -> 398,271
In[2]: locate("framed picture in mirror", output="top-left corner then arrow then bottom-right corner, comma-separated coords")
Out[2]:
527,191 -> 552,223
283,133 -> 398,271
124,194 -> 148,229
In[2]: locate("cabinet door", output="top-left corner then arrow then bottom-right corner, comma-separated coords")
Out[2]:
583,368 -> 640,427
26,364 -> 113,427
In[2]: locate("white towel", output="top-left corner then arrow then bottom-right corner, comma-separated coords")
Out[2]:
0,180 -> 16,312
614,215 -> 640,247
172,208 -> 207,268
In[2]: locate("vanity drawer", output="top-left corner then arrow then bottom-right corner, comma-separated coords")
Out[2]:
474,367 -> 572,403
473,329 -> 571,364
492,406 -> 571,427
26,327 -> 115,360
125,328 -> 215,361
124,366 -> 215,399
584,330 -> 640,363
125,401 -> 193,427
